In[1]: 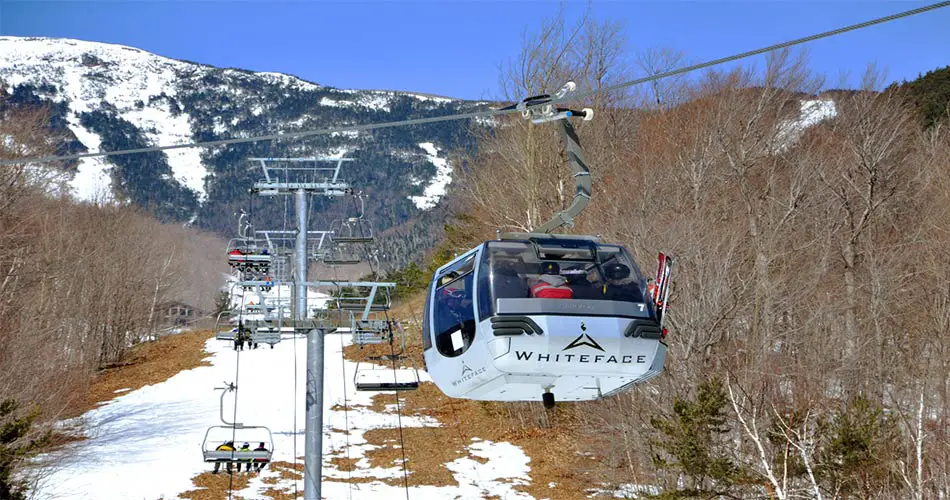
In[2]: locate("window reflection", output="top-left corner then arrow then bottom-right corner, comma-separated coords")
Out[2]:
480,240 -> 648,316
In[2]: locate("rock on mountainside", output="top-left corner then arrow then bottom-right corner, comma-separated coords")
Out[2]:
0,36 -> 491,265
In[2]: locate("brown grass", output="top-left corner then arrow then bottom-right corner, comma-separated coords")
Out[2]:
65,329 -> 216,418
339,293 -> 616,498
179,470 -> 253,500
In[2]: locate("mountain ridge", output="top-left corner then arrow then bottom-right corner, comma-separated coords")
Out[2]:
0,35 -> 491,266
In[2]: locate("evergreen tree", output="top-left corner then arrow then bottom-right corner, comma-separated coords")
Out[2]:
817,396 -> 900,498
649,379 -> 749,499
0,400 -> 50,500
889,65 -> 950,129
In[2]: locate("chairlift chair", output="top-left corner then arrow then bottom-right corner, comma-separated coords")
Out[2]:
353,322 -> 421,392
354,362 -> 421,392
226,239 -> 272,272
201,384 -> 274,472
350,315 -> 390,346
201,425 -> 274,470
330,217 -> 375,244
214,311 -> 236,341
249,326 -> 280,348
321,243 -> 362,266
336,294 -> 391,313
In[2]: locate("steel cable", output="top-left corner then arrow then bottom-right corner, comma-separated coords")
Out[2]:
3,1 -> 945,167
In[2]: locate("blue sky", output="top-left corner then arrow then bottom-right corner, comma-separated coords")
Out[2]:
1,1 -> 947,100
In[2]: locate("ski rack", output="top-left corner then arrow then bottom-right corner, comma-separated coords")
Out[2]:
653,253 -> 675,330
249,157 -> 351,196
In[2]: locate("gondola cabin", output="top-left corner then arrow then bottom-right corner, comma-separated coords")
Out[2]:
423,233 -> 670,407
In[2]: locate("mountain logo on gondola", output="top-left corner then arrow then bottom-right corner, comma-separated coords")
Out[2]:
452,361 -> 485,387
564,332 -> 605,352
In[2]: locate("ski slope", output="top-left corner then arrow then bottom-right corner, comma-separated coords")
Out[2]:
35,329 -> 534,499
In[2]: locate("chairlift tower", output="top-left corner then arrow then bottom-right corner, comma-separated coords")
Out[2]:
248,157 -> 350,500
248,157 -> 398,500
257,229 -> 334,279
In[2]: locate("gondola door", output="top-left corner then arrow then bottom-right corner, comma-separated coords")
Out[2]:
423,245 -> 498,398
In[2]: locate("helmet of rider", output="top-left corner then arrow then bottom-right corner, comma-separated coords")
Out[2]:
604,263 -> 631,281
540,262 -> 560,275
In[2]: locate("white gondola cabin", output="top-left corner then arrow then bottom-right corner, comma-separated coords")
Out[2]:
422,234 -> 672,407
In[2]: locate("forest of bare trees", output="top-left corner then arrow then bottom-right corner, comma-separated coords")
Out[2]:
451,13 -> 950,499
0,101 -> 227,496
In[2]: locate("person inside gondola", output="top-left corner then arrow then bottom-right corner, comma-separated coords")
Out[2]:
601,263 -> 644,302
435,275 -> 477,356
492,260 -> 529,299
213,441 -> 235,473
529,262 -> 573,299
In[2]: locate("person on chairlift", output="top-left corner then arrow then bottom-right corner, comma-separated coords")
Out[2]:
236,442 -> 251,472
529,262 -> 573,299
213,441 -> 235,473
253,442 -> 268,471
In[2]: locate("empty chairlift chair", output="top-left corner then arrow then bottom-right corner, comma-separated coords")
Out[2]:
214,311 -> 237,342
335,288 -> 391,314
321,243 -> 362,266
249,325 -> 281,348
350,315 -> 390,346
330,217 -> 375,244
353,322 -> 421,392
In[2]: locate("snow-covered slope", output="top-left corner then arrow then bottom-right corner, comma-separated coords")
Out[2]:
775,98 -> 837,151
0,37 -> 207,201
0,36 -> 487,232
408,142 -> 453,210
35,330 -> 533,500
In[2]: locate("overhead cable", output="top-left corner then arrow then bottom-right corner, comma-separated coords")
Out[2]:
2,1 -> 947,167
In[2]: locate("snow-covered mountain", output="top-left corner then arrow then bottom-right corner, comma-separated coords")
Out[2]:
0,37 -> 489,263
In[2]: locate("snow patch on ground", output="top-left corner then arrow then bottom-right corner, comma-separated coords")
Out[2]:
586,483 -> 659,498
357,91 -> 393,112
406,93 -> 453,104
257,71 -> 322,93
408,142 -> 452,210
319,96 -> 351,108
774,99 -> 837,151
